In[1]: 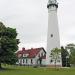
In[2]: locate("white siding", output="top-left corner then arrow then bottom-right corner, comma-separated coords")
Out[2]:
42,59 -> 46,65
16,49 -> 46,66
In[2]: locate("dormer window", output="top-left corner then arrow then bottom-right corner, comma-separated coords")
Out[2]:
23,54 -> 29,57
23,54 -> 26,57
41,52 -> 44,56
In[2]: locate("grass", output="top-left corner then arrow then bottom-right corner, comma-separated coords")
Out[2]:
0,65 -> 75,75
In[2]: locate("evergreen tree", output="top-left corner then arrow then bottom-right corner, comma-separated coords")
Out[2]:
61,46 -> 69,67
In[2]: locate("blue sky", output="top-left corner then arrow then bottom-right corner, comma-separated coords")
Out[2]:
0,0 -> 75,49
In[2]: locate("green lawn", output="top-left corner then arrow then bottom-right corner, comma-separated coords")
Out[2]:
0,65 -> 75,75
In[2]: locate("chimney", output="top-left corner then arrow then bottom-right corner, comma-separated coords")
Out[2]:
31,48 -> 33,50
22,47 -> 25,51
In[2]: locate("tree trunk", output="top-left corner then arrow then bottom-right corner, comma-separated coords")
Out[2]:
55,59 -> 56,68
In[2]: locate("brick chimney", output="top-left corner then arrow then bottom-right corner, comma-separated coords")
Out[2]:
22,47 -> 25,51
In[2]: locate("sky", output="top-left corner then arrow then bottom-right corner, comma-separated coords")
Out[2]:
0,0 -> 75,50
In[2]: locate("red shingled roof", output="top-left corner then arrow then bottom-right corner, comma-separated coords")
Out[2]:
16,47 -> 46,59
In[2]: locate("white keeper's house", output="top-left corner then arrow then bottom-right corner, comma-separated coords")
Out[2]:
16,47 -> 46,66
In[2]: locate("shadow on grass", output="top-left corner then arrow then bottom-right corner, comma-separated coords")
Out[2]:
0,67 -> 19,72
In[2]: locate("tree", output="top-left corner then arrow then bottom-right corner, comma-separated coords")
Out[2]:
66,43 -> 75,66
61,46 -> 70,67
50,48 -> 61,67
0,22 -> 19,68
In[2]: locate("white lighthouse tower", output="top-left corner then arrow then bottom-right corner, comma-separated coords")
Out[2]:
46,0 -> 61,66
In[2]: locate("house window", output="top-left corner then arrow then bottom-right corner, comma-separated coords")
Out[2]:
31,59 -> 33,64
26,59 -> 27,63
41,53 -> 43,56
23,59 -> 24,63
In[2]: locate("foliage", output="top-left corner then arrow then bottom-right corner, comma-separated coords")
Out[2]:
65,44 -> 75,65
61,46 -> 70,67
50,48 -> 61,67
0,22 -> 19,68
70,50 -> 75,65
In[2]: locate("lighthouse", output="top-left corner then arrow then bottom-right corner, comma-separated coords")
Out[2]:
46,0 -> 61,66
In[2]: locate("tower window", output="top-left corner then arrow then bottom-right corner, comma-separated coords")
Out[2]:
51,34 -> 53,37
